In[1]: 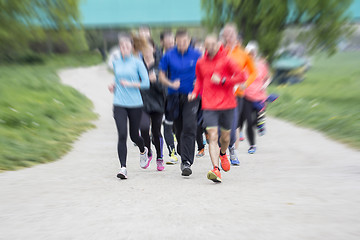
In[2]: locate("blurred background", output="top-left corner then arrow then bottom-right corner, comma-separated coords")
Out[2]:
0,0 -> 359,171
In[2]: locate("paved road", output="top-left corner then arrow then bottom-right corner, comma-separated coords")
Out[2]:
1,65 -> 359,240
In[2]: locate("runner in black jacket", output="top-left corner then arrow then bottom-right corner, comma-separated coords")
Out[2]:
139,40 -> 166,171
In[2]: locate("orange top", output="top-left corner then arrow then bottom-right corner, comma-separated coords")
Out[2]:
226,45 -> 257,96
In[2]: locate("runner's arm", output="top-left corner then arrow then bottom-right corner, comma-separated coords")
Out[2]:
137,60 -> 150,89
158,53 -> 179,89
221,59 -> 246,87
159,71 -> 172,87
192,63 -> 203,98
243,54 -> 257,88
261,62 -> 272,90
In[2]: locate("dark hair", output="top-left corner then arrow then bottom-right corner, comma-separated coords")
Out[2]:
160,30 -> 173,41
175,29 -> 188,38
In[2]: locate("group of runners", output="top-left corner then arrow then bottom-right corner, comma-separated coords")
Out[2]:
108,23 -> 276,183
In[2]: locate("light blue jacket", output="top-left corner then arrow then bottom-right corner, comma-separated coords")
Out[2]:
113,54 -> 150,108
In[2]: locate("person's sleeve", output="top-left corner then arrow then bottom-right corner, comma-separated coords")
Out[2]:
223,59 -> 246,86
159,52 -> 169,72
107,54 -> 115,70
137,60 -> 150,89
107,49 -> 120,70
244,54 -> 257,87
192,62 -> 203,97
263,61 -> 270,83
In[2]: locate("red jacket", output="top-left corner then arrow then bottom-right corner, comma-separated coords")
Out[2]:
193,48 -> 245,110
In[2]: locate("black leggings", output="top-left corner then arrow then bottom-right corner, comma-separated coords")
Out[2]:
139,111 -> 163,159
196,101 -> 205,151
239,98 -> 256,146
113,106 -> 145,168
163,121 -> 176,156
196,124 -> 205,151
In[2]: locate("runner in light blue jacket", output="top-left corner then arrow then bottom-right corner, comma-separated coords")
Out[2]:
109,33 -> 150,180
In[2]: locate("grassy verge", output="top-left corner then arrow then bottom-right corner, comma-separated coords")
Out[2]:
0,52 -> 103,171
267,51 -> 360,149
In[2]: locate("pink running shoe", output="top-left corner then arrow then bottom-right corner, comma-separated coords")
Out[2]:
157,158 -> 164,171
239,132 -> 245,141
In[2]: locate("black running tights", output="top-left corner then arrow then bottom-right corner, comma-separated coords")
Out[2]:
113,106 -> 145,167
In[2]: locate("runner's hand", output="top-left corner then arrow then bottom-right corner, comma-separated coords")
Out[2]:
149,71 -> 157,83
108,82 -> 115,93
188,93 -> 196,101
170,79 -> 180,90
120,80 -> 132,87
211,73 -> 221,84
239,83 -> 247,90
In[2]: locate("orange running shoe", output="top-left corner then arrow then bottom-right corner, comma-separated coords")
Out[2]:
207,167 -> 222,183
219,153 -> 230,172
196,148 -> 205,157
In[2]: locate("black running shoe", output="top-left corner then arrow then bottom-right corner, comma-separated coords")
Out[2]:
181,161 -> 192,176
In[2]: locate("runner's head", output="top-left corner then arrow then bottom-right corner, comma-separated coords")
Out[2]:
160,30 -> 174,51
219,28 -> 225,45
118,32 -> 133,58
204,34 -> 220,57
139,25 -> 151,40
223,23 -> 238,47
245,41 -> 259,58
143,40 -> 155,59
175,29 -> 191,54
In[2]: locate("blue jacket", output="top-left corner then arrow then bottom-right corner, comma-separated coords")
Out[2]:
113,54 -> 150,108
159,47 -> 201,95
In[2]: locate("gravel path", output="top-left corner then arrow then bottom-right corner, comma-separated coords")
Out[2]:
1,64 -> 359,240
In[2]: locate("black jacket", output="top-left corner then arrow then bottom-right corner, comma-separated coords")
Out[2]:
140,57 -> 166,113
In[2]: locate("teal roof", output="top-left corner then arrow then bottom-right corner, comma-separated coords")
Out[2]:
80,0 -> 360,27
80,0 -> 202,27
349,0 -> 360,21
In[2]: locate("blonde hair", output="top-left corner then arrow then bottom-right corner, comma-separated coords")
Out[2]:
131,34 -> 150,55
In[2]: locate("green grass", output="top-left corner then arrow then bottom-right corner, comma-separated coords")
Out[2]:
267,51 -> 360,149
0,52 -> 103,171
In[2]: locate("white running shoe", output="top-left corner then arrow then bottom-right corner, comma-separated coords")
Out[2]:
140,147 -> 150,169
117,167 -> 128,179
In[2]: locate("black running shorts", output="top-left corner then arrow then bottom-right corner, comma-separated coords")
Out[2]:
203,108 -> 235,130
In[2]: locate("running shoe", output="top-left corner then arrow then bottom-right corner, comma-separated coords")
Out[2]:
196,148 -> 205,157
205,132 -> 209,144
248,146 -> 256,154
148,149 -> 153,162
266,93 -> 279,103
207,167 -> 222,183
117,167 -> 128,179
140,147 -> 151,169
239,132 -> 245,141
181,161 -> 192,176
166,149 -> 179,165
258,125 -> 266,136
156,158 -> 165,171
229,145 -> 240,165
219,153 -> 230,172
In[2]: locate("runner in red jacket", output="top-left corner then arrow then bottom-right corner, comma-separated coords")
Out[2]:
188,34 -> 246,183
